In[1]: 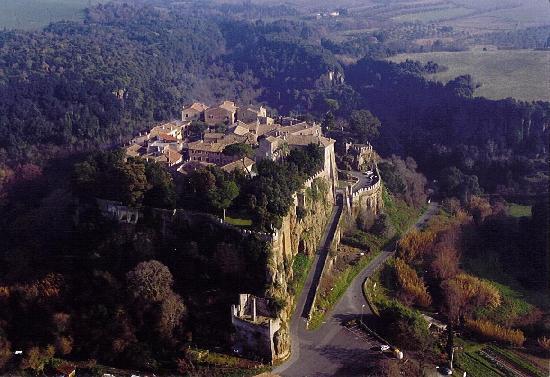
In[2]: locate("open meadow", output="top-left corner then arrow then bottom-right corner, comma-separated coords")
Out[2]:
388,49 -> 550,102
0,0 -> 105,30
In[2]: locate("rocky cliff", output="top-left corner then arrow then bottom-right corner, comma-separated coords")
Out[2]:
264,176 -> 334,360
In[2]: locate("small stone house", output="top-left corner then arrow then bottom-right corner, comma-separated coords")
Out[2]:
239,105 -> 267,124
182,102 -> 209,121
205,101 -> 238,125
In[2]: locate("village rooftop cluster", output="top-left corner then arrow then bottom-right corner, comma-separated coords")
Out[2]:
125,100 -> 335,175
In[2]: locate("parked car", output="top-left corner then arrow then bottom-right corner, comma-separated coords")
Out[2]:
380,345 -> 390,351
437,366 -> 453,375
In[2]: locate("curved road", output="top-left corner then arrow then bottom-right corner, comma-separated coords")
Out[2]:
344,170 -> 379,193
273,201 -> 440,376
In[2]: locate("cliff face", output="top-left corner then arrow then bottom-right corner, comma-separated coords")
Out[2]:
264,176 -> 334,360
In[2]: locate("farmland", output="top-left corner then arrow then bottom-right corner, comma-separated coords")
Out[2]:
0,0 -> 105,30
388,49 -> 550,102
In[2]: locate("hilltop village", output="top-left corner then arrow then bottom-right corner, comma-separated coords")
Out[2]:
125,101 -> 337,180
117,101 -> 383,364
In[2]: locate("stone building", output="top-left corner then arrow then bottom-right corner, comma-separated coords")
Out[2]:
182,102 -> 209,121
231,294 -> 282,362
345,142 -> 375,170
204,101 -> 238,125
238,105 -> 268,124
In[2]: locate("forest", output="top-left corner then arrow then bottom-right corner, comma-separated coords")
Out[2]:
0,2 -> 547,201
0,1 -> 548,375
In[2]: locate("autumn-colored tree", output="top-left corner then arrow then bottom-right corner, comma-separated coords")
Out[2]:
442,273 -> 501,323
0,336 -> 10,370
430,245 -> 460,280
465,319 -> 525,347
397,230 -> 436,263
537,336 -> 550,354
442,197 -> 461,215
466,195 -> 492,225
393,258 -> 432,307
127,260 -> 174,302
12,273 -> 64,305
20,345 -> 55,374
54,336 -> 73,356
157,292 -> 186,338
51,312 -> 71,333
127,260 -> 186,341
176,356 -> 193,374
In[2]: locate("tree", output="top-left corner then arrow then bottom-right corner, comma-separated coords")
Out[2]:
430,245 -> 460,280
143,162 -> 176,209
223,143 -> 253,160
73,152 -> 169,208
0,336 -> 10,370
466,195 -> 492,225
322,111 -> 335,131
439,166 -> 481,201
537,336 -> 550,355
442,273 -> 501,324
393,258 -> 432,307
371,213 -> 396,238
349,109 -> 381,143
465,319 -> 525,346
223,143 -> 254,177
127,260 -> 174,303
446,74 -> 476,97
188,121 -> 208,141
209,179 -> 239,212
109,158 -> 149,207
20,346 -> 55,375
397,230 -> 436,263
157,292 -> 186,338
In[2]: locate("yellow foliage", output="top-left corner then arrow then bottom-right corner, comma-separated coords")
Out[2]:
0,286 -> 9,299
537,336 -> 550,351
466,319 -> 525,347
450,273 -> 501,309
13,273 -> 64,301
467,196 -> 492,223
394,258 -> 432,307
397,230 -> 436,263
20,345 -> 55,373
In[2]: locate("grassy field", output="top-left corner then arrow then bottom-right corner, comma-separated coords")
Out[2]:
388,49 -> 550,102
382,189 -> 423,235
224,216 -> 253,227
507,203 -> 532,217
392,6 -> 475,23
0,0 -> 105,30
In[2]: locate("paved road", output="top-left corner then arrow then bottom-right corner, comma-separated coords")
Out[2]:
273,202 -> 440,377
344,170 -> 379,193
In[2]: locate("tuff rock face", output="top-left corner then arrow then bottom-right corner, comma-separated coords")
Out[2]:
265,177 -> 333,360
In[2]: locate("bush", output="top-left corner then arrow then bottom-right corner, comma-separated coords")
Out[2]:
537,336 -> 550,354
397,230 -> 435,263
393,258 -> 431,307
20,346 -> 55,374
465,319 -> 525,346
370,213 -> 395,239
379,300 -> 433,351
0,336 -> 10,370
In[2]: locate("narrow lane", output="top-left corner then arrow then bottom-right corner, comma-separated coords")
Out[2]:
274,202 -> 440,376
